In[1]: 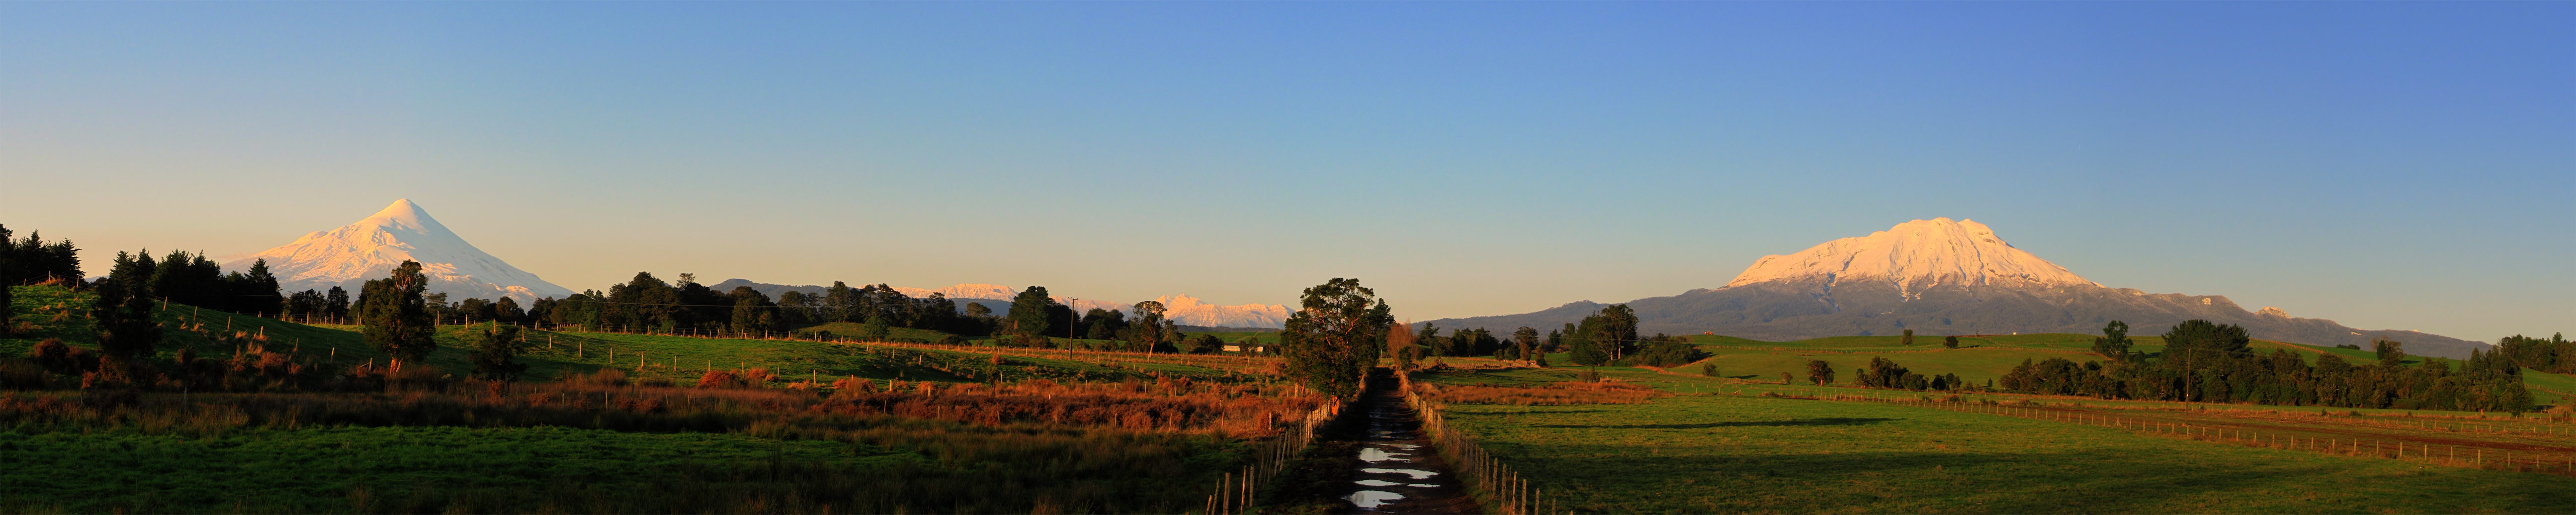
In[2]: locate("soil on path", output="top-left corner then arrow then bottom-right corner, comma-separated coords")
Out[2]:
1332,372 -> 1482,514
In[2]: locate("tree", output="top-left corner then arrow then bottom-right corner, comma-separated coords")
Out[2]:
1006,286 -> 1054,337
463,322 -> 528,381
92,250 -> 164,381
858,315 -> 892,341
1387,323 -> 1419,371
1901,329 -> 1915,346
1512,326 -> 1539,362
361,261 -> 437,371
729,287 -> 777,336
2373,337 -> 2407,367
2091,320 -> 2132,359
1128,300 -> 1168,353
324,286 -> 351,321
1187,333 -> 1225,354
1279,278 -> 1394,399
1943,335 -> 1960,349
1807,360 -> 1836,385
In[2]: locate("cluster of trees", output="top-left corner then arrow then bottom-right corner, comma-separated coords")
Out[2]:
2489,333 -> 2576,374
0,224 -> 84,332
512,275 -> 987,338
1980,320 -> 2535,412
1849,357 -> 1964,390
76,249 -> 287,315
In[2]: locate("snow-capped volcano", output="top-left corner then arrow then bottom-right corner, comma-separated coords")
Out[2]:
1424,217 -> 2492,358
1725,217 -> 2093,293
222,199 -> 573,303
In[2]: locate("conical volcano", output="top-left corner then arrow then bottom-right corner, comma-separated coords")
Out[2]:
223,200 -> 573,302
1423,218 -> 2489,358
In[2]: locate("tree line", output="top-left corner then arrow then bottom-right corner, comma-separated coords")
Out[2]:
1839,319 -> 2539,412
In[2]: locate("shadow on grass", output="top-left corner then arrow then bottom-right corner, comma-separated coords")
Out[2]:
1532,417 -> 1899,429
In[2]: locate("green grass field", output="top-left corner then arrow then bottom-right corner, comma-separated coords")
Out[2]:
1440,392 -> 2576,513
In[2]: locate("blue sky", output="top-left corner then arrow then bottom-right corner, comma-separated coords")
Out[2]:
4,3 -> 2568,341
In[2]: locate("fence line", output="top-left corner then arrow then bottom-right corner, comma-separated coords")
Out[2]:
1401,371 -> 1560,515
1201,392 -> 1351,514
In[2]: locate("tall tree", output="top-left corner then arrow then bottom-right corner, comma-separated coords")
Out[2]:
1006,286 -> 1054,337
2091,320 -> 2132,359
1901,328 -> 1915,346
1279,278 -> 1394,399
93,250 -> 164,382
1129,300 -> 1168,353
0,225 -> 14,329
360,261 -> 437,371
1807,360 -> 1836,385
324,286 -> 351,321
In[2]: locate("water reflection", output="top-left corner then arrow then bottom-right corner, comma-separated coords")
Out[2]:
1347,490 -> 1406,508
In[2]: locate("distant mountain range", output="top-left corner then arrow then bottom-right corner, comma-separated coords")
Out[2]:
1424,218 -> 2491,359
221,200 -> 574,303
707,279 -> 1291,328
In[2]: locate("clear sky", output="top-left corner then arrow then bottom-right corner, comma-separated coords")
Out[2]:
4,3 -> 2568,341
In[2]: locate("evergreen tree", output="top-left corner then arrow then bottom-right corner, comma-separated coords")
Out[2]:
1943,335 -> 1960,349
493,296 -> 526,324
0,225 -> 14,331
463,322 -> 528,381
1279,278 -> 1393,399
237,259 -> 284,314
1901,328 -> 1915,346
360,261 -> 437,370
93,250 -> 164,381
1807,360 -> 1836,385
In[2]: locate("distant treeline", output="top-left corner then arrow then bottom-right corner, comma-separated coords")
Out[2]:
1416,304 -> 1705,368
1857,320 -> 2540,412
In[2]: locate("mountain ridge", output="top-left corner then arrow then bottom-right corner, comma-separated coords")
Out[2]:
1423,218 -> 2491,359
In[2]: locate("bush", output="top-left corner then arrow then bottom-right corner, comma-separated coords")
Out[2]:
1700,363 -> 1720,377
1637,340 -> 1708,367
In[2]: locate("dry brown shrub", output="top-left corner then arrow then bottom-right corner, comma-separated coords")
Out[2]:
1426,381 -> 1671,405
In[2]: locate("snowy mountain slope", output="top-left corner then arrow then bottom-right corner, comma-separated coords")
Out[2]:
1726,218 -> 2095,295
1424,218 -> 2491,358
221,199 -> 573,303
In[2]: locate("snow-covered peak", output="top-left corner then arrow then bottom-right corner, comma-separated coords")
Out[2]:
1723,218 -> 2091,292
222,199 -> 573,303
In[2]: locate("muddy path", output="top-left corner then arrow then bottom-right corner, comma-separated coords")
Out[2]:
1333,372 -> 1481,514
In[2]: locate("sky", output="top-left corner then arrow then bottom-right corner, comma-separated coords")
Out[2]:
3,3 -> 2569,341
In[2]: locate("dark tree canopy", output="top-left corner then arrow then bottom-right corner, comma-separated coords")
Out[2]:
360,261 -> 437,369
1279,278 -> 1394,399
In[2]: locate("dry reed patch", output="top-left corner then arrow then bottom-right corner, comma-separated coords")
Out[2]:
1421,381 -> 1672,405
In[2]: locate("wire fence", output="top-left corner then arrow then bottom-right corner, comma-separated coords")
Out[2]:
1200,391 -> 1351,514
1401,371 -> 1561,515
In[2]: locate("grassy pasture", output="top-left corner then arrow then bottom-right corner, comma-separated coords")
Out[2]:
1439,392 -> 2576,513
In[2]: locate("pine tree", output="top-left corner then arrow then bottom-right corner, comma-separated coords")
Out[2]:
93,250 -> 164,381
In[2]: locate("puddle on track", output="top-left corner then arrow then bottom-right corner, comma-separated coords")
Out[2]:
1346,491 -> 1405,508
1333,373 -> 1480,514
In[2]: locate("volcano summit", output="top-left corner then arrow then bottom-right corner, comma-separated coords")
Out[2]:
1426,218 -> 2488,358
222,199 -> 573,303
